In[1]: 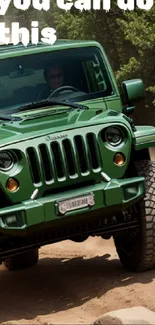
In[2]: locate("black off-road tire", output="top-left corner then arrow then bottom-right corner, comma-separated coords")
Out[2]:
3,248 -> 39,271
114,160 -> 155,272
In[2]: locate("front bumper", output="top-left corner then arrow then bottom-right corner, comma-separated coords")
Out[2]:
0,176 -> 145,231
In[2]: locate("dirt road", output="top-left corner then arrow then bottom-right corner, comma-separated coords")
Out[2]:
0,236 -> 155,325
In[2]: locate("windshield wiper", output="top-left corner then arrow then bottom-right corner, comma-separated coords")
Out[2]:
19,99 -> 89,112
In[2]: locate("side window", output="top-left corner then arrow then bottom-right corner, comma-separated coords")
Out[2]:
83,55 -> 107,93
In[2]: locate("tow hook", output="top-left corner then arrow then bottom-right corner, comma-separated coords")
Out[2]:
101,172 -> 111,182
30,189 -> 39,200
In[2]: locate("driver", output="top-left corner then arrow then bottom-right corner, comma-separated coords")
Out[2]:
44,63 -> 64,91
38,63 -> 64,100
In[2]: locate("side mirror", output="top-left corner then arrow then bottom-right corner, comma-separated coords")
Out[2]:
122,79 -> 145,104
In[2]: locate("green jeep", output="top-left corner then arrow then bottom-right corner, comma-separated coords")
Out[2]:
0,39 -> 155,273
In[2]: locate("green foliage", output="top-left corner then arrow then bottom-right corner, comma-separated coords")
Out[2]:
115,8 -> 155,122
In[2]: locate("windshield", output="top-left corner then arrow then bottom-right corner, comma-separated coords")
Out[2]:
0,46 -> 114,112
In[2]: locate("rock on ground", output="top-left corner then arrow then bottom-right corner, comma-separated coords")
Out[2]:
92,307 -> 155,325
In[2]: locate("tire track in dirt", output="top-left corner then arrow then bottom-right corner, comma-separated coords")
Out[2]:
0,237 -> 155,325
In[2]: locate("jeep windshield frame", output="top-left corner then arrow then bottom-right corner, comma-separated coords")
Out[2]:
0,45 -> 115,113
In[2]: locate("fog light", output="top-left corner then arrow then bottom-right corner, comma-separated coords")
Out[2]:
114,153 -> 125,166
6,178 -> 19,192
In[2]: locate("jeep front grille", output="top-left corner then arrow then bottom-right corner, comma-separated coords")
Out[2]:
26,133 -> 101,185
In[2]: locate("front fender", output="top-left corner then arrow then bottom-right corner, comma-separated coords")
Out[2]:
133,125 -> 155,150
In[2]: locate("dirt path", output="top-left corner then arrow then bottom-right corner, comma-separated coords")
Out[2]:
0,236 -> 155,325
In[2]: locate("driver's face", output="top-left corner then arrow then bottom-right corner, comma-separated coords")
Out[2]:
47,67 -> 64,90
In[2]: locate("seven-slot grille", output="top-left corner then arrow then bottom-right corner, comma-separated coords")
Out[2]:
26,133 -> 101,185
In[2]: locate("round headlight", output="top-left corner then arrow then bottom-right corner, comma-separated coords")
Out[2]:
0,151 -> 14,171
105,127 -> 123,146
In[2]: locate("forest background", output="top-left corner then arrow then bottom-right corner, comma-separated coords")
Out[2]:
2,1 -> 155,125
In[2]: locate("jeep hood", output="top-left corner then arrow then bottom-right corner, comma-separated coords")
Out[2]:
0,107 -> 131,147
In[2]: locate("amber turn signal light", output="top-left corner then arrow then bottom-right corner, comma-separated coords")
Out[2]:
6,178 -> 19,192
114,153 -> 125,166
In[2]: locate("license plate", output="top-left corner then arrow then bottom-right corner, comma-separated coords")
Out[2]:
57,193 -> 95,215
